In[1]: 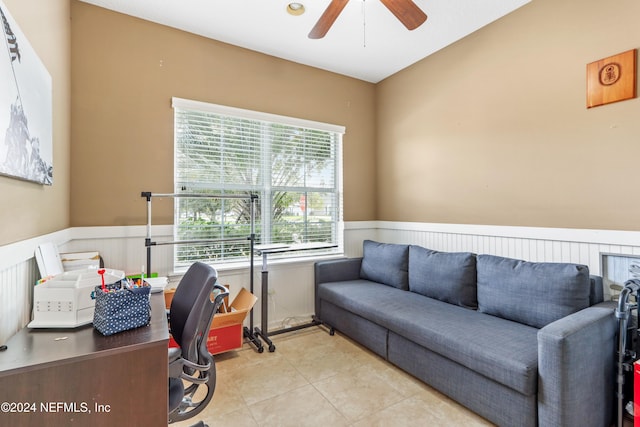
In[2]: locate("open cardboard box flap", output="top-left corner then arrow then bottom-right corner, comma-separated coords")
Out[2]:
212,287 -> 257,329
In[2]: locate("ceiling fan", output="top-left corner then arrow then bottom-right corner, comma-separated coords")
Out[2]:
308,0 -> 428,39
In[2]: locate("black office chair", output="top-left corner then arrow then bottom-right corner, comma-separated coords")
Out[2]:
168,261 -> 228,426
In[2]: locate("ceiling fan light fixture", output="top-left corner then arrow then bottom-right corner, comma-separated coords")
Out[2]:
287,3 -> 305,16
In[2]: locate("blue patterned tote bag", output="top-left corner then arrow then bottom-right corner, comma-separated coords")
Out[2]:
92,280 -> 151,336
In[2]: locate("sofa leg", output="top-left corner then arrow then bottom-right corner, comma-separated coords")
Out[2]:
329,327 -> 335,336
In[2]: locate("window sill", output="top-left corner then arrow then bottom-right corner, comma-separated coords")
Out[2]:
168,252 -> 345,280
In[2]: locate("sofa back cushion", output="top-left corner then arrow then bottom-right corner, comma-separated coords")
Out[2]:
477,255 -> 591,328
408,245 -> 478,309
360,240 -> 409,290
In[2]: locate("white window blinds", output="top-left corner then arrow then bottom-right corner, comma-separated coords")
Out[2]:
172,97 -> 344,266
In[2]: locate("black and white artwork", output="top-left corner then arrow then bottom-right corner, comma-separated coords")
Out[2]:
0,1 -> 52,185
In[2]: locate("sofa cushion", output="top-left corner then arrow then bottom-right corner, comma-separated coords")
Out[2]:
360,240 -> 409,290
408,245 -> 477,309
477,255 -> 591,329
318,280 -> 539,395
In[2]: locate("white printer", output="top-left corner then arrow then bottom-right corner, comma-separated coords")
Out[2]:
28,243 -> 125,328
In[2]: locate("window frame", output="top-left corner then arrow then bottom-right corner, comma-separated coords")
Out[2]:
172,97 -> 345,267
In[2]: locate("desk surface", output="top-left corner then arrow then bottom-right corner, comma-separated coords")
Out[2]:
0,292 -> 168,376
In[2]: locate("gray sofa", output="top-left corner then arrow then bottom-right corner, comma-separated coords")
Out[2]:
314,240 -> 617,427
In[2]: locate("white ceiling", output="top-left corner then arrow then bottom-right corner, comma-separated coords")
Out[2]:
78,0 -> 531,83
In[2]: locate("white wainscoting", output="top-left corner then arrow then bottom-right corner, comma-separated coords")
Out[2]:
0,259 -> 38,345
3,221 -> 640,344
59,226 -> 175,278
374,221 -> 640,273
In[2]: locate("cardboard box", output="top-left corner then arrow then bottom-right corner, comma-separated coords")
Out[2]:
164,288 -> 176,309
166,287 -> 257,355
165,285 -> 228,312
60,251 -> 101,271
206,324 -> 243,355
169,334 -> 179,348
207,288 -> 257,355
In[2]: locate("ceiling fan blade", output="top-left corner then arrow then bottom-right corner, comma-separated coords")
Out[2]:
380,0 -> 428,31
308,0 -> 349,39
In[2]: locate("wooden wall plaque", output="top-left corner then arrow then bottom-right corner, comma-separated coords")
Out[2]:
586,49 -> 637,108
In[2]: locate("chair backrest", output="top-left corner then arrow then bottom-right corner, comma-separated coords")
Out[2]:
169,261 -> 219,363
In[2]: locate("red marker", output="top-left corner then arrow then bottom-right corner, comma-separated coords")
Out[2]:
98,268 -> 106,292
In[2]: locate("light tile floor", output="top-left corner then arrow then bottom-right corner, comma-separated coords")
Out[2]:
174,327 -> 494,427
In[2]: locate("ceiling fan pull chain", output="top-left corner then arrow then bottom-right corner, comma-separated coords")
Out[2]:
362,0 -> 366,48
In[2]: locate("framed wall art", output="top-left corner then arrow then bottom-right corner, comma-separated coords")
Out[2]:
587,49 -> 637,109
0,1 -> 53,185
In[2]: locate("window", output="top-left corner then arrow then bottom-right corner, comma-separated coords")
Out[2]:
172,98 -> 344,268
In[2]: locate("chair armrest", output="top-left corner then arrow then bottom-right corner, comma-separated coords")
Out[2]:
179,364 -> 210,385
537,301 -> 616,427
168,352 -> 211,385
314,258 -> 362,315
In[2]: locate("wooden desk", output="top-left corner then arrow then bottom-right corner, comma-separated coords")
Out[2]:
0,292 -> 168,427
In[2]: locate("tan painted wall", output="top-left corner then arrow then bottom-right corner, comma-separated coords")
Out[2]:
377,0 -> 640,231
70,1 -> 377,226
8,0 -> 637,245
0,0 -> 70,245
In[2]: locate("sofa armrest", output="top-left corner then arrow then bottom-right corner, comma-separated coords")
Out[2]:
315,257 -> 363,284
590,274 -> 604,305
314,257 -> 362,316
537,301 -> 616,427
